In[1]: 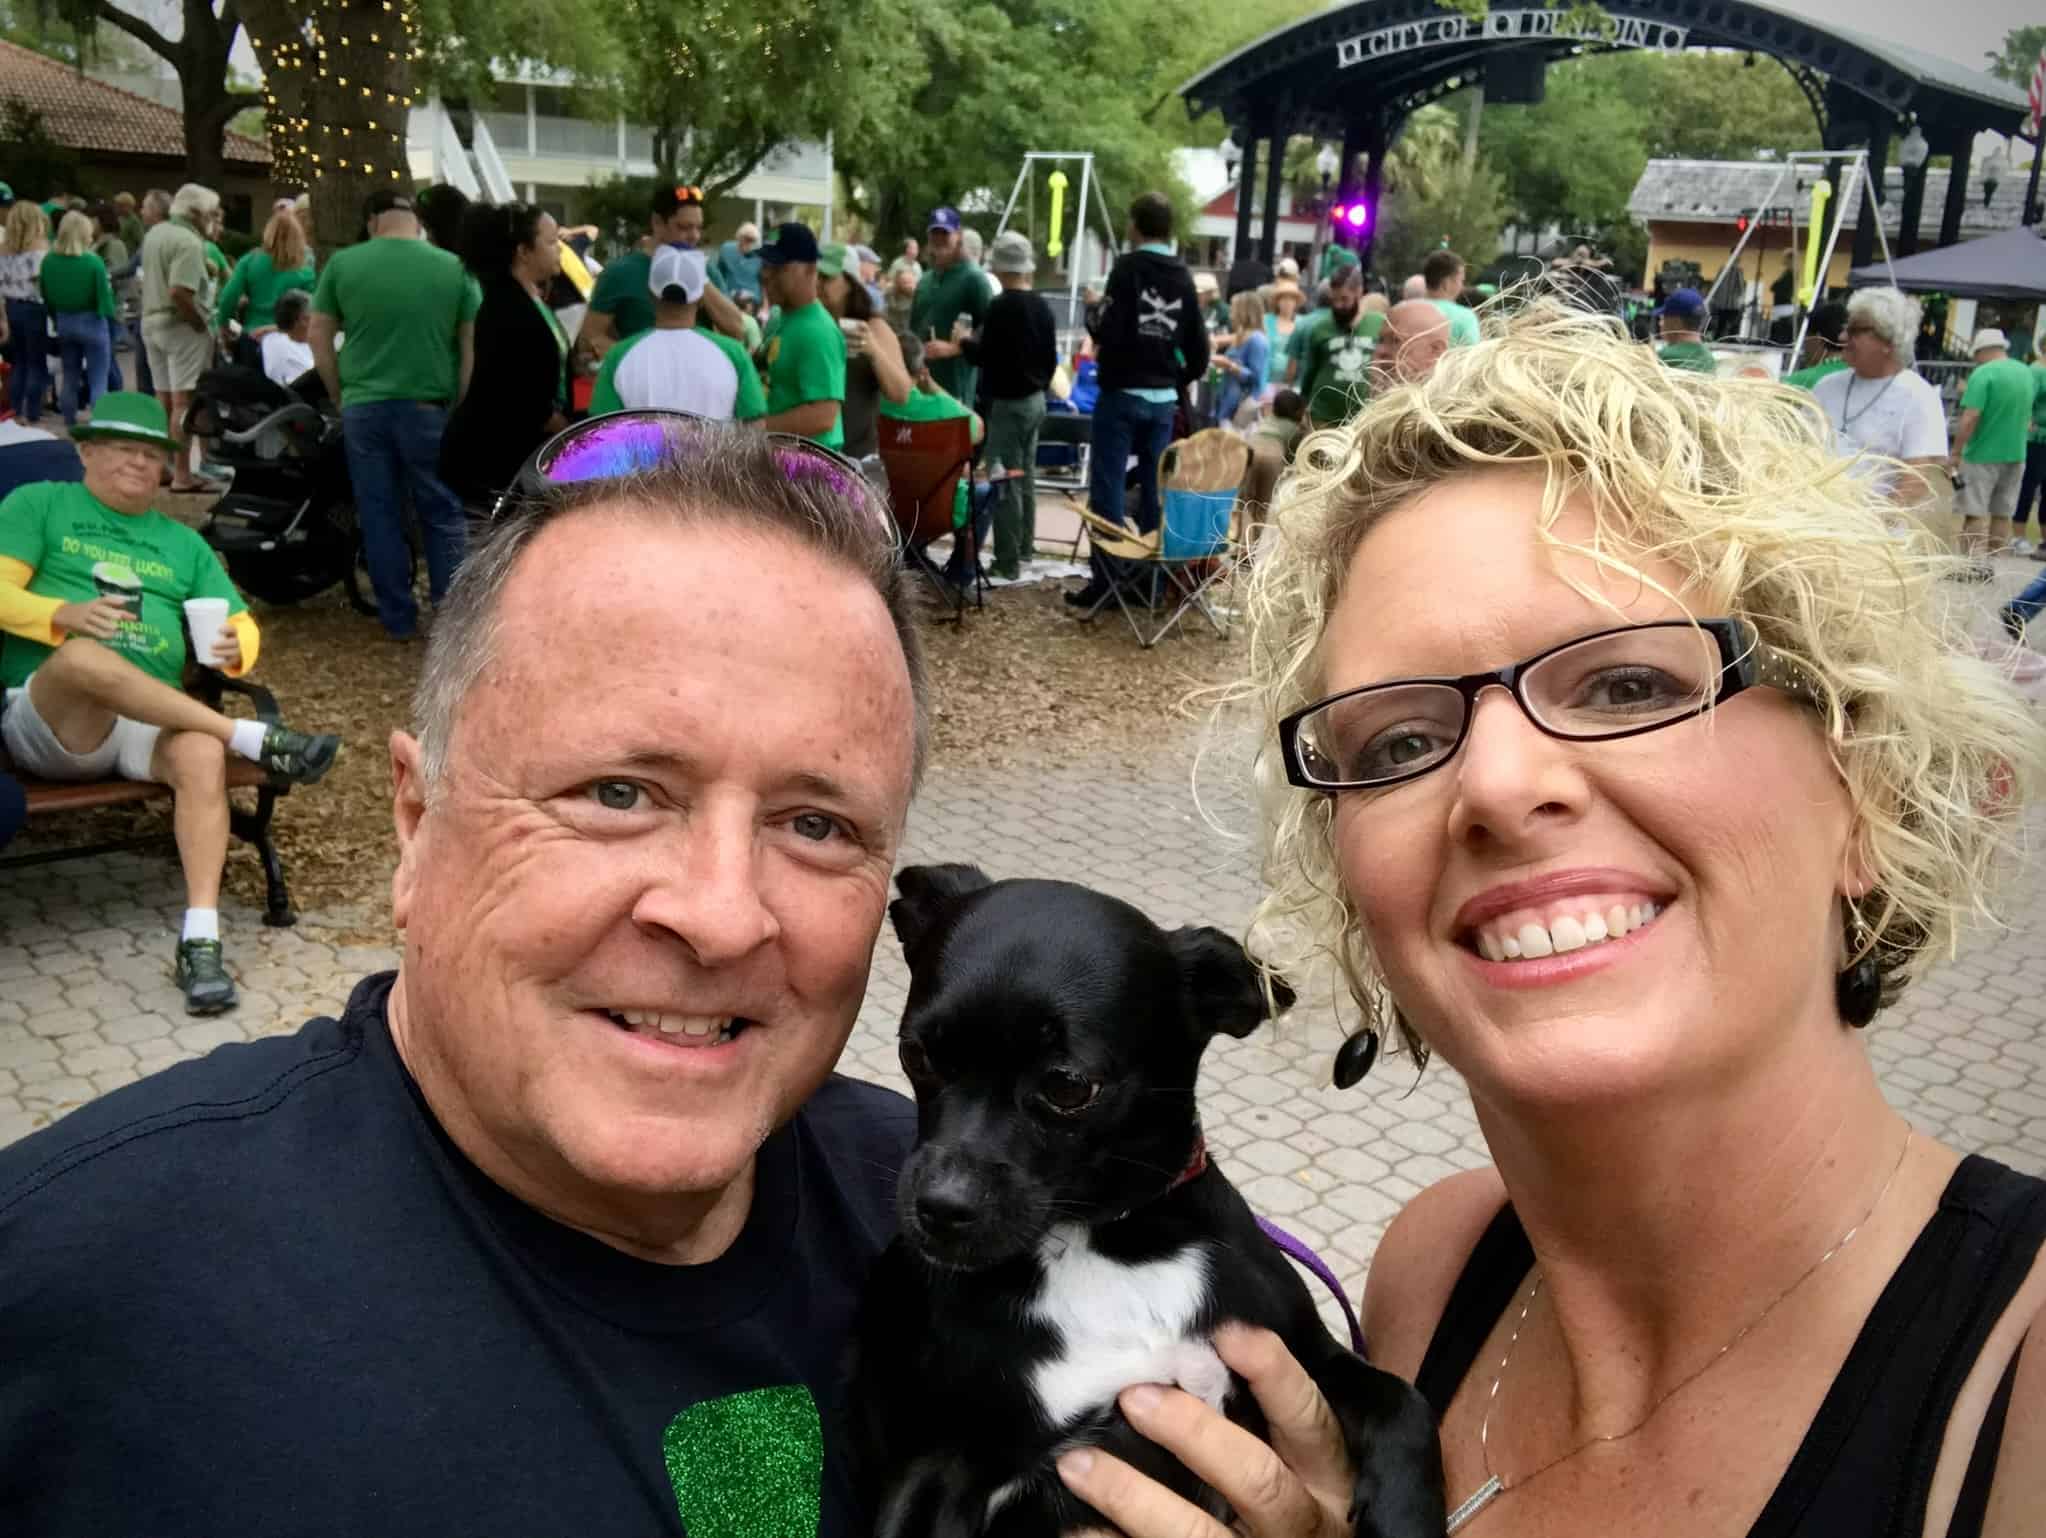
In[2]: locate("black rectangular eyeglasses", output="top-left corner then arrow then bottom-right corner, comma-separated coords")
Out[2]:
1278,618 -> 1819,792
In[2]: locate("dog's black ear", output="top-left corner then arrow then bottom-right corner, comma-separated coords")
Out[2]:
1169,926 -> 1296,1039
889,864 -> 994,953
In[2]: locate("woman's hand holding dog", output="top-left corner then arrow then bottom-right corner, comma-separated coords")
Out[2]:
1057,1324 -> 1358,1538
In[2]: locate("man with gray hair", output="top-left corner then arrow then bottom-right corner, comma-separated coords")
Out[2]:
139,182 -> 220,490
1812,287 -> 1949,518
0,425 -> 929,1531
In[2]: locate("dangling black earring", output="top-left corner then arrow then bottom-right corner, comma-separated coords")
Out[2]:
1333,1025 -> 1381,1088
1837,903 -> 1881,1028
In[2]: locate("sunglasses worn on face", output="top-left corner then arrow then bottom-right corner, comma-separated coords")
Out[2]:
505,409 -> 899,552
1279,618 -> 1819,792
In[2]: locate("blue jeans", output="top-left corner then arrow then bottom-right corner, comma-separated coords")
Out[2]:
2004,569 -> 2046,633
5,300 -> 48,422
104,316 -> 124,394
342,400 -> 468,636
1087,389 -> 1177,534
55,311 -> 110,427
1086,390 -> 1176,592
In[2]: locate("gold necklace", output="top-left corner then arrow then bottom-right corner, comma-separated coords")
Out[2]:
1445,1127 -> 1913,1534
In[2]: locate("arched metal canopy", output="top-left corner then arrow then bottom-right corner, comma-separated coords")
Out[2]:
1182,0 -> 2033,266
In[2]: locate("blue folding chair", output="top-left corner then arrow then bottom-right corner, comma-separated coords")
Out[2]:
1072,433 -> 1247,647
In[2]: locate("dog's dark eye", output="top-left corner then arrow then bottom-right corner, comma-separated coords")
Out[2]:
898,1040 -> 933,1081
1037,1068 -> 1099,1115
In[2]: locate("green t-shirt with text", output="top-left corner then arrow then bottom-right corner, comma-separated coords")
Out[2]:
311,236 -> 480,408
761,300 -> 847,450
1960,357 -> 2036,463
1295,309 -> 1385,427
0,481 -> 245,689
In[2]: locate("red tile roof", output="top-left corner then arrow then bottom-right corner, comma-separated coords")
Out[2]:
0,39 -> 268,166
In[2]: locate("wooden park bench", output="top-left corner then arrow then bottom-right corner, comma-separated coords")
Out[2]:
0,667 -> 300,927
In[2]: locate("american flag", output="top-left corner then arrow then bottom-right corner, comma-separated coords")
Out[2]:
2032,48 -> 2045,140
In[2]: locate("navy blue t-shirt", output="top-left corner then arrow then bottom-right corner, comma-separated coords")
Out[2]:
0,972 -> 914,1535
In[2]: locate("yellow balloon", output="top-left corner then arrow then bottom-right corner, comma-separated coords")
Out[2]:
1047,170 -> 1068,259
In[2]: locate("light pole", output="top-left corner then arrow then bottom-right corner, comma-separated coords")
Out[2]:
1313,143 -> 1339,280
1897,121 -> 1931,256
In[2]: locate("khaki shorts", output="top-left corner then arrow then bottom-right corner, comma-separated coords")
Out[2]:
1956,459 -> 2024,523
1,675 -> 162,783
142,313 -> 215,394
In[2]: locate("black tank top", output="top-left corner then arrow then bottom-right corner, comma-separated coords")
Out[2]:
1414,1155 -> 2046,1537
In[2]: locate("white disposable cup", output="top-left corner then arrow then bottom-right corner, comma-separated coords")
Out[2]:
183,598 -> 231,666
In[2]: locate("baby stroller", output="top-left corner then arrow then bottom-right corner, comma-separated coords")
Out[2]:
185,363 -> 389,615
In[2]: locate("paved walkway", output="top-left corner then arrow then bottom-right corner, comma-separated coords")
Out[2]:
7,714 -> 2046,1337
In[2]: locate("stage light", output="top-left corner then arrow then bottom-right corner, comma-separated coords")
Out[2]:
1344,202 -> 1370,230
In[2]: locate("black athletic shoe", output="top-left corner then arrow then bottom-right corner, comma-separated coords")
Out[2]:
258,726 -> 341,784
2001,607 -> 2029,645
175,939 -> 238,1016
1065,583 -> 1106,609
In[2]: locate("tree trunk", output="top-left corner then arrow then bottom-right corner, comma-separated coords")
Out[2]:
240,0 -> 313,196
308,0 -> 415,252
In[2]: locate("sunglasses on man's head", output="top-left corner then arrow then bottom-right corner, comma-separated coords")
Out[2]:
672,186 -> 705,206
504,410 -> 898,551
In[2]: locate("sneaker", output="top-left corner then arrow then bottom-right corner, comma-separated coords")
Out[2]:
1065,583 -> 1106,609
175,939 -> 238,1016
2001,607 -> 2030,645
2015,539 -> 2036,556
258,725 -> 342,784
2028,547 -> 2046,563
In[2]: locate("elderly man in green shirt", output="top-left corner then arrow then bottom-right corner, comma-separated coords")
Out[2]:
908,207 -> 991,407
1951,327 -> 2037,554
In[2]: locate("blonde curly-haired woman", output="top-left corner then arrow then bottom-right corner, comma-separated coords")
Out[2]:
1056,301 -> 2046,1538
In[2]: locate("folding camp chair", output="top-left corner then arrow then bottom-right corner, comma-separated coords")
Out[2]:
1071,431 -> 1250,647
878,413 -> 980,622
1036,409 -> 1094,561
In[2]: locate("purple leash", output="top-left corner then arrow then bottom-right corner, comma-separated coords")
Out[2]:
1256,1216 -> 1366,1356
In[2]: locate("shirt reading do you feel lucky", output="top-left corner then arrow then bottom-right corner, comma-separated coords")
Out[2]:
0,481 -> 253,690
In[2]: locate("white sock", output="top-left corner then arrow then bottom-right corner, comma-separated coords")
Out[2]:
228,720 -> 269,763
182,908 -> 220,943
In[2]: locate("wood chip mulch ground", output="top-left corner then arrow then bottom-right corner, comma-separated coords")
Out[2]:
10,543 -> 1245,928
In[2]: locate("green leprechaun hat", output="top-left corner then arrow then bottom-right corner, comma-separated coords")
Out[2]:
71,392 -> 180,452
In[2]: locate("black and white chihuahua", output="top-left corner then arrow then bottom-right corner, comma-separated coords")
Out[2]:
848,864 -> 1444,1538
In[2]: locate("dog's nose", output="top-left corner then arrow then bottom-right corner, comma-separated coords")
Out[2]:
914,1182 -> 980,1237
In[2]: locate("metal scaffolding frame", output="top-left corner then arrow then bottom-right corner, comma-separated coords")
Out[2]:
992,152 -> 1122,332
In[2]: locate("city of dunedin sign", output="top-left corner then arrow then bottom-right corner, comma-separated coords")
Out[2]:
1336,8 -> 1688,68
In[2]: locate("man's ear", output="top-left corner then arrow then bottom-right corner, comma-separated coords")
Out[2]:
389,730 -> 430,933
889,864 -> 993,953
1169,925 -> 1296,1040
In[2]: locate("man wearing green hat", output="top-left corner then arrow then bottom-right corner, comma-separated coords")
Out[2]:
0,393 -> 342,1014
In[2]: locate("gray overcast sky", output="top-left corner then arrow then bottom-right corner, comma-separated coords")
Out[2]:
1748,0 -> 2033,78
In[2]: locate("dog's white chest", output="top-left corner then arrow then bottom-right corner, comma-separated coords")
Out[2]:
1025,1224 -> 1229,1429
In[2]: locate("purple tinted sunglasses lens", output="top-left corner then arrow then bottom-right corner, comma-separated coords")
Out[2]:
540,418 -> 683,483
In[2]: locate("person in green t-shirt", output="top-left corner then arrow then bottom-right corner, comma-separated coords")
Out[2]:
1655,288 -> 1717,374
2016,360 -> 2046,549
908,206 -> 991,407
1950,329 -> 2037,550
0,392 -> 340,1014
215,207 -> 318,343
1782,301 -> 1850,391
883,330 -> 985,586
309,188 -> 481,639
583,185 -> 751,359
1422,248 -> 1481,347
40,210 -> 118,428
756,222 -> 847,450
1292,267 -> 1383,429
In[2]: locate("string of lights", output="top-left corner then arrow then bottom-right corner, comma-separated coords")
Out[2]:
261,0 -> 420,187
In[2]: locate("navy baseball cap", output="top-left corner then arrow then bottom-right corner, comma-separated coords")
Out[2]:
1656,287 -> 1707,321
758,221 -> 821,266
927,206 -> 962,233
